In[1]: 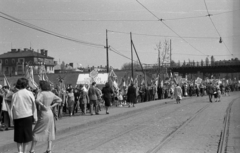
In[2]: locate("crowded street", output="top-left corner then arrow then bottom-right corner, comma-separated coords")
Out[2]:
1,91 -> 239,153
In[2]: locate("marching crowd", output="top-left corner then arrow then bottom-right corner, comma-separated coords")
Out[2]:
0,77 -> 239,153
0,78 -> 137,153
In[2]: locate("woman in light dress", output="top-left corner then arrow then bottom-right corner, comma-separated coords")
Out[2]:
29,81 -> 62,153
174,84 -> 183,104
10,78 -> 37,153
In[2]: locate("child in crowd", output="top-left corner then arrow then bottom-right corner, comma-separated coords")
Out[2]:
217,88 -> 221,102
117,89 -> 123,107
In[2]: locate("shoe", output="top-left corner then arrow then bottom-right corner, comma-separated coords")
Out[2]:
29,151 -> 35,153
106,112 -> 109,114
96,113 -> 99,115
44,150 -> 52,153
91,114 -> 94,115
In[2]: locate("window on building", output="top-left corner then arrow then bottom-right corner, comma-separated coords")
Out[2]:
12,59 -> 15,64
18,58 -> 24,63
0,60 -> 2,64
5,59 -> 8,64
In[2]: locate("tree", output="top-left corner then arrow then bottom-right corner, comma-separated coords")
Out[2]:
206,57 -> 209,66
201,59 -> 204,66
183,60 -> 186,66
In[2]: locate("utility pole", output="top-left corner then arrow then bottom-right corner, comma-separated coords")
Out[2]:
105,29 -> 109,73
158,45 -> 161,74
130,32 -> 134,80
170,39 -> 172,67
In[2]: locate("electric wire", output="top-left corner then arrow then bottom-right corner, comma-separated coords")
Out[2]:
135,0 -> 207,56
109,46 -> 150,65
108,30 -> 219,39
3,9 -> 238,22
109,46 -> 138,63
0,11 -> 105,48
203,0 -> 233,57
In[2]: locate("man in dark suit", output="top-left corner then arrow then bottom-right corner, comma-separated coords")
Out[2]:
127,83 -> 137,107
207,82 -> 214,102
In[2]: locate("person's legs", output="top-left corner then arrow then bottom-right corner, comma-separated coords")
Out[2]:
90,101 -> 93,115
106,106 -> 109,114
46,141 -> 52,152
17,143 -> 23,153
22,142 -> 29,153
208,94 -> 212,102
83,103 -> 87,114
29,141 -> 37,152
94,101 -> 99,114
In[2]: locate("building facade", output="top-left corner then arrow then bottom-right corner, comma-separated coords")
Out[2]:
0,48 -> 55,76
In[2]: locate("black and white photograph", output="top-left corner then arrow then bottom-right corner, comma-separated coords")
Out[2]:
0,0 -> 240,153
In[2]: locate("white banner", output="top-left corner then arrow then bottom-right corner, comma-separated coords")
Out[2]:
195,77 -> 202,84
76,73 -> 108,85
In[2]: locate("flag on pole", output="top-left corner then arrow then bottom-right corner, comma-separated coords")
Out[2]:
25,65 -> 38,89
133,75 -> 138,87
3,74 -> 11,88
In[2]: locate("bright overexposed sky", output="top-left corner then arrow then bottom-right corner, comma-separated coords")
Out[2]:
0,0 -> 239,69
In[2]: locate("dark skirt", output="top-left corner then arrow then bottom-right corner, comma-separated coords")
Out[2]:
104,98 -> 111,107
14,116 -> 33,143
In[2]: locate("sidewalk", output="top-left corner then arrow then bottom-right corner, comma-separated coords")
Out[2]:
0,98 -> 176,153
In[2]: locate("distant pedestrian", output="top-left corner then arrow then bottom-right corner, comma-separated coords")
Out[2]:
10,78 -> 38,153
225,85 -> 230,96
66,88 -> 75,116
174,84 -> 182,104
29,81 -> 62,153
88,82 -> 100,115
216,88 -> 221,102
79,85 -> 89,115
73,87 -> 80,115
127,83 -> 137,107
207,83 -> 214,102
102,82 -> 113,114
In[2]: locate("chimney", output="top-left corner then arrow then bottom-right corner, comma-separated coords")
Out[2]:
40,49 -> 45,55
45,50 -> 48,56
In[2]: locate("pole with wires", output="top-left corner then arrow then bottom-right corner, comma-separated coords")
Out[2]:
130,32 -> 134,80
105,29 -> 109,73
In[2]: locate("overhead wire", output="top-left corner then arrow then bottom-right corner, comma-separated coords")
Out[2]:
0,11 -> 105,48
109,46 -> 140,63
108,29 -> 219,39
3,9 -> 238,22
203,0 -> 233,57
135,0 -> 207,56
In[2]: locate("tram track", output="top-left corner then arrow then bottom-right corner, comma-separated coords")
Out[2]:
77,99 -> 210,152
217,97 -> 239,153
146,103 -> 211,153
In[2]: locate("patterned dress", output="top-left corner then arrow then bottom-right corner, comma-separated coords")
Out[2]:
33,91 -> 62,141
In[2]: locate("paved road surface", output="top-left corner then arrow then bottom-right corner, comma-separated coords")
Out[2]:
1,92 -> 240,153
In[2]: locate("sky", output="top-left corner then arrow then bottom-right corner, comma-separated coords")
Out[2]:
0,0 -> 240,69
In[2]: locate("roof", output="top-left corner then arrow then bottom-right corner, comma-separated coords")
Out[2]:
0,50 -> 54,59
54,64 -> 61,70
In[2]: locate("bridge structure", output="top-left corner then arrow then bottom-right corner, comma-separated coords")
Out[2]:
137,60 -> 240,80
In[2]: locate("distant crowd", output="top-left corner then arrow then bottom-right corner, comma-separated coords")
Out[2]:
0,78 -> 239,152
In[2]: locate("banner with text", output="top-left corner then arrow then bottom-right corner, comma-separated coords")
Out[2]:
76,73 -> 108,85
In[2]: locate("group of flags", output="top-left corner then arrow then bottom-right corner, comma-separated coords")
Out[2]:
3,64 -> 54,90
